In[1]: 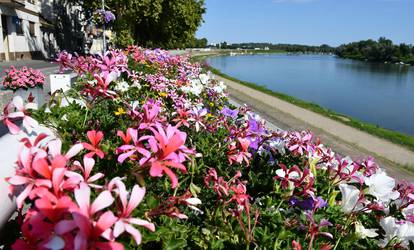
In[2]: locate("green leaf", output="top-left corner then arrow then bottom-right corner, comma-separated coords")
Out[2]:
164,238 -> 187,250
190,183 -> 201,197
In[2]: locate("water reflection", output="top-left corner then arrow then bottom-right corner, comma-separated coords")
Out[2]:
335,58 -> 411,75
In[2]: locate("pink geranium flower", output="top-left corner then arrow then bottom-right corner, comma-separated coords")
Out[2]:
144,124 -> 190,188
116,128 -> 151,164
66,156 -> 104,188
110,179 -> 155,245
7,138 -> 83,208
55,183 -> 119,250
82,130 -> 105,159
56,51 -> 73,73
227,137 -> 252,166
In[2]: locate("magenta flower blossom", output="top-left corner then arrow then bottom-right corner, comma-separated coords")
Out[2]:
138,99 -> 163,130
109,179 -> 155,245
144,124 -> 191,188
7,138 -> 83,209
66,156 -> 104,189
56,51 -> 73,73
227,137 -> 252,166
82,130 -> 105,159
116,128 -> 151,164
55,183 -> 118,250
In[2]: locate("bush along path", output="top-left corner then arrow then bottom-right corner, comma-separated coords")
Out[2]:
1,47 -> 414,249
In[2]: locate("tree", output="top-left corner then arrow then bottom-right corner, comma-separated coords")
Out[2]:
188,37 -> 208,48
335,37 -> 414,64
78,0 -> 205,49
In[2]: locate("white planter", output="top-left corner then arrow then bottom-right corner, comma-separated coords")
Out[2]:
0,125 -> 53,229
14,87 -> 45,107
50,74 -> 72,94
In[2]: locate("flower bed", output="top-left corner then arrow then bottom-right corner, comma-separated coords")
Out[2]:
2,66 -> 45,91
1,47 -> 413,249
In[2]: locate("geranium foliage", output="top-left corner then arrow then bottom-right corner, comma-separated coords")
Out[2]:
2,47 -> 414,249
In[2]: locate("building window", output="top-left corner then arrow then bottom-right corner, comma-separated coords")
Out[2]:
13,17 -> 23,35
29,22 -> 35,37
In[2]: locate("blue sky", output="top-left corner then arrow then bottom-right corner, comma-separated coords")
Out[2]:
196,0 -> 414,46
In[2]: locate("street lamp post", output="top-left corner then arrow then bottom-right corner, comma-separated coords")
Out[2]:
102,0 -> 106,54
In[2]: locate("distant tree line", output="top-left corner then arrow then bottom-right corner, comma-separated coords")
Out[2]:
213,42 -> 335,53
335,37 -> 414,65
187,38 -> 208,48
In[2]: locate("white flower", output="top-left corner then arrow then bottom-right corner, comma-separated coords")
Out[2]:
185,197 -> 202,205
185,197 -> 203,214
402,204 -> 414,220
199,73 -> 210,85
365,170 -> 400,203
114,81 -> 129,92
379,216 -> 414,248
61,114 -> 68,121
181,81 -> 204,96
212,81 -> 227,94
275,169 -> 299,179
132,80 -> 142,89
87,79 -> 98,86
355,222 -> 378,239
379,216 -> 399,248
339,183 -> 361,213
269,139 -> 286,155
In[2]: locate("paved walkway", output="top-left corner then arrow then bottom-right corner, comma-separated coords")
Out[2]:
0,60 -> 56,74
216,74 -> 414,181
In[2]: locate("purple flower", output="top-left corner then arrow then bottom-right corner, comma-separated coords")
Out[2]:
315,197 -> 328,209
221,106 -> 238,119
289,196 -> 327,210
104,11 -> 116,23
246,114 -> 267,150
289,197 -> 315,210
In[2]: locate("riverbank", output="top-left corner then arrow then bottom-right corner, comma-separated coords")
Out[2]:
195,54 -> 414,153
215,73 -> 414,180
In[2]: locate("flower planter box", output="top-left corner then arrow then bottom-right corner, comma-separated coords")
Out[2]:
0,86 -> 45,107
14,87 -> 45,106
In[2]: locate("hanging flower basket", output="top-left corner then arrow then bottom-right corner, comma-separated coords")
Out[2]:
92,9 -> 116,27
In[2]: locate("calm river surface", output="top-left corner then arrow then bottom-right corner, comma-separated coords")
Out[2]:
206,54 -> 414,136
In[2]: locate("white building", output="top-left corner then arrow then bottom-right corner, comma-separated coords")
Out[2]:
0,0 -> 84,61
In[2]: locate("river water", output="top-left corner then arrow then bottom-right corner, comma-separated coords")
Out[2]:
206,54 -> 414,136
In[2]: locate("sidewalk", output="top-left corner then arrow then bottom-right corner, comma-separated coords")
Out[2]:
0,60 -> 56,74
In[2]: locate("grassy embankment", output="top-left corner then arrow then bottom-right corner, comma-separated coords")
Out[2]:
192,53 -> 414,153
